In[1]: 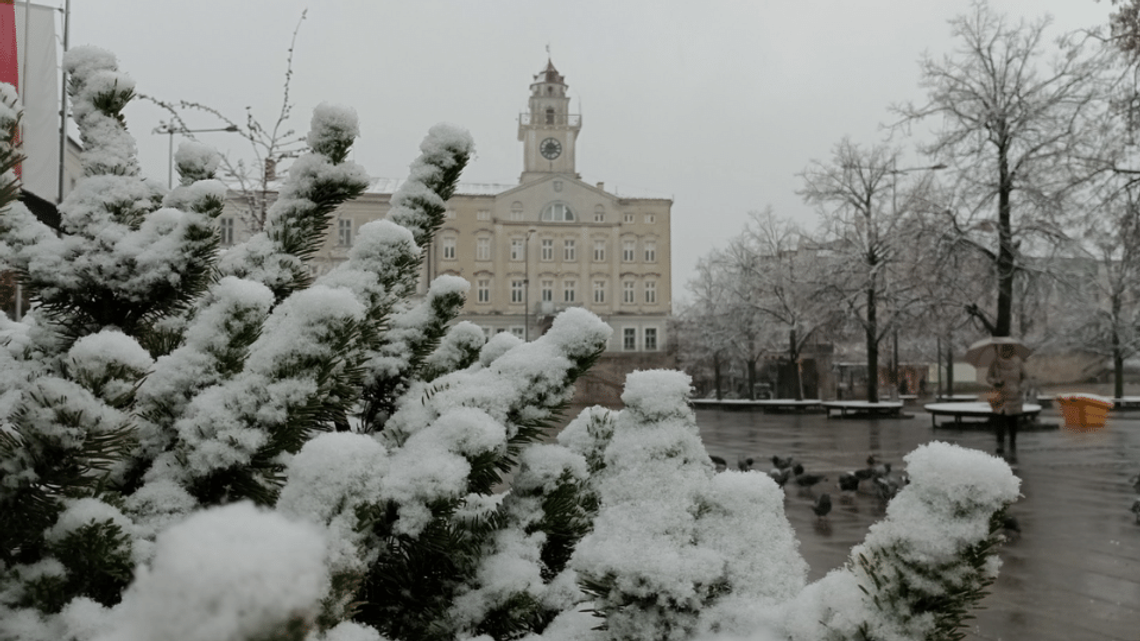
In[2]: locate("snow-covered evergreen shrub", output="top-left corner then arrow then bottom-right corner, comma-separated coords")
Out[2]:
0,47 -> 1019,641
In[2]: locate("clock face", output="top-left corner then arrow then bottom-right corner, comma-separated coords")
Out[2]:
540,137 -> 562,160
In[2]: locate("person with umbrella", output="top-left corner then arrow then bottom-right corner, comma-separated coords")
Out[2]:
966,337 -> 1031,458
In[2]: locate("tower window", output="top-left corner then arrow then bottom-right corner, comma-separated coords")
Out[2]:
546,107 -> 555,124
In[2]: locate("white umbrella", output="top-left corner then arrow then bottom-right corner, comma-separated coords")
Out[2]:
964,336 -> 1032,369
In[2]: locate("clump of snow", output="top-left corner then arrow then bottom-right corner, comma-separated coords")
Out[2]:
543,307 -> 613,361
278,432 -> 389,582
103,502 -> 327,641
67,330 -> 153,398
44,497 -> 134,545
620,368 -> 693,422
478,331 -> 522,367
173,141 -> 221,184
307,103 -> 360,157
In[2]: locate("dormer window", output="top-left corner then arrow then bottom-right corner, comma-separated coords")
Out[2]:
541,202 -> 575,222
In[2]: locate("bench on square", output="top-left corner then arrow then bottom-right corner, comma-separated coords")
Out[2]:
821,400 -> 905,419
924,401 -> 1042,428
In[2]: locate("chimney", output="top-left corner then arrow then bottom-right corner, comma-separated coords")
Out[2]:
596,181 -> 604,190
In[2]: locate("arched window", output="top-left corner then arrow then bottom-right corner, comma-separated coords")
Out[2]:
541,202 -> 575,222
545,107 -> 555,124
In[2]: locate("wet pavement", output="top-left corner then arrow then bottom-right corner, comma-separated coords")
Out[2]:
697,404 -> 1140,641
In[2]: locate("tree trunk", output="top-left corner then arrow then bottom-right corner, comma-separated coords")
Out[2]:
747,356 -> 757,401
945,342 -> 954,397
713,352 -> 723,400
866,286 -> 879,403
995,141 -> 1014,338
790,328 -> 804,401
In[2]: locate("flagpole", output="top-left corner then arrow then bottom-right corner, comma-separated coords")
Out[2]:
56,0 -> 68,203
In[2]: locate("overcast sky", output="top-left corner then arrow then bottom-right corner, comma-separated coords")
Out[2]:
62,0 -> 1113,306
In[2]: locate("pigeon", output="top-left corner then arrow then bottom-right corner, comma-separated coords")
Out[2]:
837,472 -> 861,493
795,469 -> 828,489
1130,473 -> 1140,493
768,467 -> 792,487
1132,498 -> 1140,524
853,467 -> 876,482
812,493 -> 832,520
771,455 -> 796,470
873,475 -> 900,500
710,455 -> 728,473
737,457 -> 755,472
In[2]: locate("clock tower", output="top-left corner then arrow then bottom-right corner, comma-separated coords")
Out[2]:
518,59 -> 581,183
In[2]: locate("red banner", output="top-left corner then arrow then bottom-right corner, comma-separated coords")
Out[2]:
1,1 -> 16,90
1,0 -> 20,177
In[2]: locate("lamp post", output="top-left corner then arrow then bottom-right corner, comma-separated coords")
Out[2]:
524,228 -> 537,340
153,123 -> 240,188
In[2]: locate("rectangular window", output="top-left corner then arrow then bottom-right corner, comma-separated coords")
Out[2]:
511,280 -> 525,304
594,210 -> 605,223
510,326 -> 525,338
563,239 -> 576,261
645,281 -> 657,304
644,327 -> 658,351
623,240 -> 635,262
510,238 -> 524,261
477,279 -> 490,303
541,239 -> 553,261
442,237 -> 456,260
623,280 -> 635,304
645,213 -> 656,224
510,209 -> 523,221
541,280 -> 553,302
477,209 -> 491,221
644,240 -> 656,263
623,328 -> 636,351
476,237 -> 490,261
623,213 -> 635,223
593,280 -> 606,304
563,279 -> 576,303
593,240 -> 605,262
338,219 -> 352,246
219,217 -> 234,246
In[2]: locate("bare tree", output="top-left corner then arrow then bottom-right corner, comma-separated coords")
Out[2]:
144,10 -> 310,232
799,138 -> 941,403
677,251 -> 744,399
893,1 -> 1103,338
720,208 -> 841,400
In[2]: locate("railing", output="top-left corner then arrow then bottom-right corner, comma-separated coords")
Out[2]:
519,113 -> 581,127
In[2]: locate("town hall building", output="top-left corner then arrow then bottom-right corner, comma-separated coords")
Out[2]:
224,59 -> 673,359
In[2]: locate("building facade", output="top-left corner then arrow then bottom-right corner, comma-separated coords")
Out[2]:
223,59 -> 673,356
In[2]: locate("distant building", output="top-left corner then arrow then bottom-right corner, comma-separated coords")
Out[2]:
221,59 -> 674,362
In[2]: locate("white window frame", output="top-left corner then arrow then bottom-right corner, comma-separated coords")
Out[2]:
563,239 -> 576,261
563,279 -> 576,303
644,327 -> 658,351
338,219 -> 353,247
623,280 -> 636,304
510,238 -> 524,261
623,327 -> 637,351
593,240 -> 606,262
644,240 -> 656,263
442,236 -> 457,260
476,237 -> 491,261
511,279 -> 525,304
623,240 -> 636,262
541,238 -> 554,261
476,279 -> 491,303
541,279 -> 554,302
593,280 -> 606,304
645,280 -> 657,304
219,217 -> 234,246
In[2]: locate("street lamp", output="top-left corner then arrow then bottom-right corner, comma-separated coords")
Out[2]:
153,123 -> 240,188
524,228 -> 537,341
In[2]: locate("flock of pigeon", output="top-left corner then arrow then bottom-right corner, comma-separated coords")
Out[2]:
708,453 -> 908,523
